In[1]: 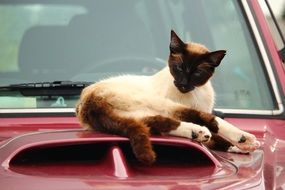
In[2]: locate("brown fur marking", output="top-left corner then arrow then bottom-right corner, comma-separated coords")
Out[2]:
173,108 -> 219,133
205,134 -> 233,151
76,93 -> 156,165
141,115 -> 180,135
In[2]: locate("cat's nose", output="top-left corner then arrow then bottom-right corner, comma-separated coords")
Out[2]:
180,78 -> 188,86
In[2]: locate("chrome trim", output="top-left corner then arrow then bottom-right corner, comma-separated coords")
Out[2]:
215,108 -> 273,115
239,0 -> 284,115
0,108 -> 75,114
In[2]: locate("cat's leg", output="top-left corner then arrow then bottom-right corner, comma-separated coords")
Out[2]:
214,117 -> 260,152
141,115 -> 211,143
204,134 -> 251,153
76,93 -> 156,165
96,115 -> 156,165
90,115 -> 156,165
96,116 -> 156,165
172,108 -> 260,152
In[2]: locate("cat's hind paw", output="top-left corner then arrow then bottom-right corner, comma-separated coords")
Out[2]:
228,146 -> 250,154
215,117 -> 260,152
234,133 -> 260,152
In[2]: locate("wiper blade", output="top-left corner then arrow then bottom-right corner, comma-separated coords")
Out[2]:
0,81 -> 92,96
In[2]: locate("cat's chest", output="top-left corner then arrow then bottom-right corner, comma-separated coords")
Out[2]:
165,82 -> 215,113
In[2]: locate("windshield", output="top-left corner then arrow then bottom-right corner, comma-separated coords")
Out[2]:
0,0 -> 276,111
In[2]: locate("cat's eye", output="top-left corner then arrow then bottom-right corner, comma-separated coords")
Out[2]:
193,72 -> 201,77
175,64 -> 183,72
193,70 -> 203,78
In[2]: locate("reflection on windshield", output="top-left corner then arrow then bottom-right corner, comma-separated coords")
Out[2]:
0,4 -> 86,73
0,0 -> 275,110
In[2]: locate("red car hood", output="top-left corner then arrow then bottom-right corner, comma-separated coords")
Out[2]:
0,117 -> 284,190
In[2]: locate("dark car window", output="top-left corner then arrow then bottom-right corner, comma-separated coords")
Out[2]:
0,0 -> 276,111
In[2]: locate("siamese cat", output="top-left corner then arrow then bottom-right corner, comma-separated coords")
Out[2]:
76,30 -> 260,165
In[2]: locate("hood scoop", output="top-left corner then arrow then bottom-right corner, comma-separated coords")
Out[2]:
1,130 -> 236,180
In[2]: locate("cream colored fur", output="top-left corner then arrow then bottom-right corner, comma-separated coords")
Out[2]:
84,66 -> 214,119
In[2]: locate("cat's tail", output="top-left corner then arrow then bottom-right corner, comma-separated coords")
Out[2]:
76,91 -> 156,165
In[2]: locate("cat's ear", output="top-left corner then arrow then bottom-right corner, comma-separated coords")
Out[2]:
205,50 -> 226,67
170,30 -> 185,54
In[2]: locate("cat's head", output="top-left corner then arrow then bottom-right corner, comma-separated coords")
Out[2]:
168,30 -> 226,93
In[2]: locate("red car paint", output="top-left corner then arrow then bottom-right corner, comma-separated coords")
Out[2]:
249,0 -> 285,95
1,0 -> 285,190
0,128 -> 263,190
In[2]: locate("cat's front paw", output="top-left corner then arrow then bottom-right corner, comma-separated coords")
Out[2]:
191,126 -> 212,143
169,122 -> 211,143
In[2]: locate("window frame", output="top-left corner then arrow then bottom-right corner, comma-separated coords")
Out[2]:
214,0 -> 284,116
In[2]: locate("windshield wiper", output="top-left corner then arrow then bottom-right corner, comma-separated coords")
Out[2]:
0,81 -> 92,96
